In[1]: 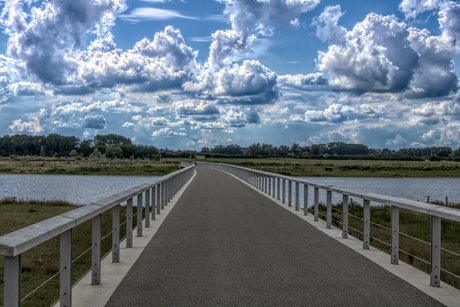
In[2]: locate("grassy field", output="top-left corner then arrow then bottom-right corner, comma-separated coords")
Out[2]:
202,157 -> 460,177
2,156 -> 460,177
0,157 -> 179,176
0,198 -> 138,307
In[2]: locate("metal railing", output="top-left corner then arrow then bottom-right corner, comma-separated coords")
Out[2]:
200,162 -> 460,288
0,164 -> 194,307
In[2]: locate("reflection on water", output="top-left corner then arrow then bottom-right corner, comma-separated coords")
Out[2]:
0,174 -> 157,205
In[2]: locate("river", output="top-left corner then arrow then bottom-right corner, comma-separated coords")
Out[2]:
0,174 -> 459,206
0,174 -> 157,205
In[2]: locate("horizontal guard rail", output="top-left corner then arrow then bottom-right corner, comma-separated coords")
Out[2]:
201,162 -> 460,222
0,163 -> 194,307
200,161 -> 460,289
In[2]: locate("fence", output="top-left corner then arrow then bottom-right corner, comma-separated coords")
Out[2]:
200,162 -> 460,288
0,164 -> 194,307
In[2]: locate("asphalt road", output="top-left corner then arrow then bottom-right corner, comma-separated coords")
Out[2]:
105,166 -> 445,307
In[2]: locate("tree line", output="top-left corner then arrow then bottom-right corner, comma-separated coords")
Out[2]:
1,134 -> 459,161
201,142 -> 460,161
0,134 -> 196,159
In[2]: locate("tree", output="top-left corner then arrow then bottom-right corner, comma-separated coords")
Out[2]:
105,146 -> 123,159
78,140 -> 94,157
94,134 -> 132,146
89,148 -> 103,160
40,145 -> 47,157
69,149 -> 79,158
290,143 -> 302,156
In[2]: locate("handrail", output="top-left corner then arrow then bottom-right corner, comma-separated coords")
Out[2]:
1,164 -> 195,307
200,161 -> 460,288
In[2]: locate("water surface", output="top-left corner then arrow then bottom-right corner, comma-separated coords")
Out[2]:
0,174 -> 157,205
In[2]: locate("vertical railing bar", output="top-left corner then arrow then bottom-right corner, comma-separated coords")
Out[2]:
391,205 -> 399,265
268,177 -> 272,196
342,194 -> 348,238
431,216 -> 441,287
295,182 -> 300,211
161,182 -> 165,209
314,187 -> 319,222
157,184 -> 161,214
4,255 -> 21,307
126,198 -> 133,248
282,179 -> 286,204
112,205 -> 120,263
288,180 -> 292,207
363,199 -> 370,250
326,190 -> 332,229
164,181 -> 168,206
136,194 -> 143,237
60,229 -> 72,307
303,184 -> 308,216
145,189 -> 150,228
152,185 -> 157,220
92,214 -> 101,285
277,177 -> 281,201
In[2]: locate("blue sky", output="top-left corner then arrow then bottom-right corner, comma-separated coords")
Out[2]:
1,0 -> 460,150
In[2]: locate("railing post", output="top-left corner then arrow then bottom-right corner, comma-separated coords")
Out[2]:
342,194 -> 348,238
145,189 -> 150,228
112,205 -> 120,263
161,181 -> 167,210
158,182 -> 162,211
152,186 -> 157,220
314,187 -> 319,222
137,193 -> 143,237
126,198 -> 133,248
303,184 -> 308,216
164,181 -> 168,206
326,190 -> 332,229
363,199 -> 370,250
92,214 -> 101,285
288,181 -> 292,207
277,177 -> 280,201
391,206 -> 399,265
4,255 -> 21,307
431,216 -> 441,287
295,182 -> 300,211
282,179 -> 286,204
268,177 -> 272,196
60,229 -> 72,307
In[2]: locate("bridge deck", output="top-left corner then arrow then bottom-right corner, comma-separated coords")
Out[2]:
105,166 -> 444,306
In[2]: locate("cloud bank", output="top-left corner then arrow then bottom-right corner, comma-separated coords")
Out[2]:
1,0 -> 460,151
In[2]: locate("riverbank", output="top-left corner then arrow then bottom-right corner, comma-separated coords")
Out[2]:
0,156 -> 178,176
2,156 -> 460,177
203,157 -> 460,177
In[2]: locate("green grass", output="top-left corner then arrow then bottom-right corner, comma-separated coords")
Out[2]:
0,198 -> 139,307
0,157 -> 179,176
203,157 -> 460,177
311,201 -> 460,289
